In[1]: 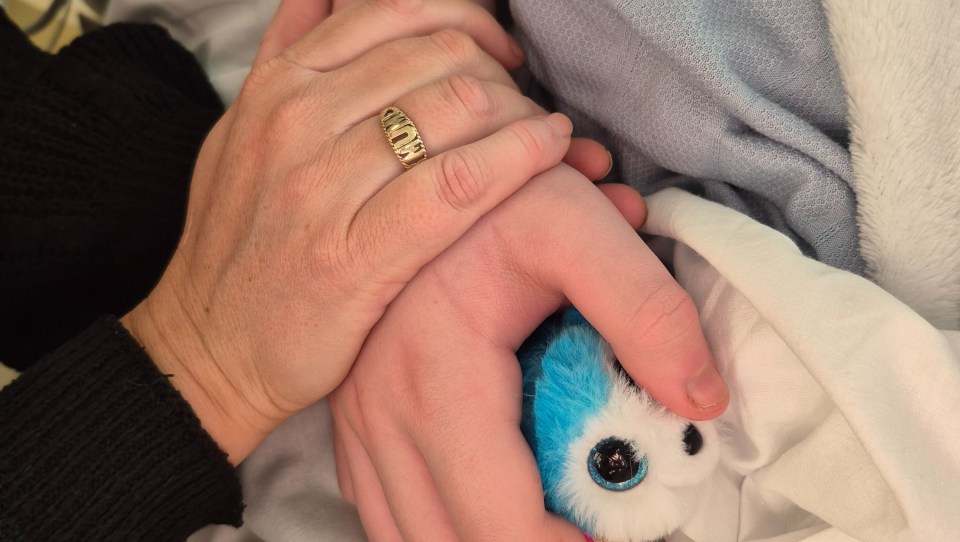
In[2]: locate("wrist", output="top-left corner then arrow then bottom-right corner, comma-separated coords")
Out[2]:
120,282 -> 278,464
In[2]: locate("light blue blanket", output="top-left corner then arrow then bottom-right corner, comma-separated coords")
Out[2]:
512,0 -> 864,273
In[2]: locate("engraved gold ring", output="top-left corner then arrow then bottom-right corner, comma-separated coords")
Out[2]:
380,107 -> 428,170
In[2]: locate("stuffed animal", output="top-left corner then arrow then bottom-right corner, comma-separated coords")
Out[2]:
519,308 -> 719,542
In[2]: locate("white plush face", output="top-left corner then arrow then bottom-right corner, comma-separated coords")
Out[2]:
520,315 -> 719,542
556,345 -> 719,541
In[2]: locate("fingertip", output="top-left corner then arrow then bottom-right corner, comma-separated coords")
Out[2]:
642,355 -> 728,421
334,441 -> 356,504
685,363 -> 729,418
476,0 -> 497,15
599,149 -> 614,180
507,35 -> 526,68
611,284 -> 726,420
474,7 -> 524,70
544,112 -> 573,137
596,183 -> 646,230
564,138 -> 611,181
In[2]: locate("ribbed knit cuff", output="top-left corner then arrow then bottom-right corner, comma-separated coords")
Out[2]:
0,316 -> 243,541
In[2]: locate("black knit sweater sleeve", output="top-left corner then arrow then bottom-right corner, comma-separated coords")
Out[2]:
0,317 -> 244,541
0,10 -> 244,540
0,9 -> 222,370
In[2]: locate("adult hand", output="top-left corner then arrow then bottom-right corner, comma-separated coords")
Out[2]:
329,165 -> 729,541
121,0 -> 609,464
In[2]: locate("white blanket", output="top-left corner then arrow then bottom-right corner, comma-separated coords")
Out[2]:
823,0 -> 960,330
671,3 -> 960,537
645,189 -> 960,542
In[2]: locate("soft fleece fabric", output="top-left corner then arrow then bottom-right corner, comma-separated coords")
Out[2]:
823,0 -> 960,330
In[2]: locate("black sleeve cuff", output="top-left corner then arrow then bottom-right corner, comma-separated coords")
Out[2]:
0,316 -> 244,541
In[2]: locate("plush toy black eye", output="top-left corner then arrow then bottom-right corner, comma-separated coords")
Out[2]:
683,424 -> 703,456
588,437 -> 648,491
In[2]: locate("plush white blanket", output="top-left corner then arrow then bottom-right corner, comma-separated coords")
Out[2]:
823,0 -> 960,331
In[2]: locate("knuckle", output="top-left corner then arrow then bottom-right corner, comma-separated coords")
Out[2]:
271,165 -> 314,211
507,120 -> 550,160
307,217 -> 362,290
442,75 -> 495,122
523,95 -> 547,115
368,0 -> 424,17
315,238 -> 362,295
433,150 -> 489,211
629,280 -> 700,346
264,90 -> 340,144
237,58 -> 290,108
338,225 -> 374,276
240,61 -> 273,94
430,29 -> 481,69
266,95 -> 308,136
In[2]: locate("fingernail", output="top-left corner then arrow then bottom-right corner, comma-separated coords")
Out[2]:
600,150 -> 614,180
545,113 -> 573,136
583,533 -> 595,542
686,365 -> 728,410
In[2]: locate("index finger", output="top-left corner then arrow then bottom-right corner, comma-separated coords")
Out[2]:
282,0 -> 523,73
255,0 -> 332,65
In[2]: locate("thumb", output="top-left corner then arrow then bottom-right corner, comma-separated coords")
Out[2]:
529,168 -> 728,419
254,0 -> 332,65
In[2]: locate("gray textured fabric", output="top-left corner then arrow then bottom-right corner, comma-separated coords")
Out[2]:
512,0 -> 864,273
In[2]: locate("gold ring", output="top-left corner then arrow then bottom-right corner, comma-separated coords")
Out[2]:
380,107 -> 428,170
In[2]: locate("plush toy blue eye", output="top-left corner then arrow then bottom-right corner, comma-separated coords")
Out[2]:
588,437 -> 649,491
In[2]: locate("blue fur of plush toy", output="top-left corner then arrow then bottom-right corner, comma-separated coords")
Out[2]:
519,308 -> 720,541
519,308 -> 612,523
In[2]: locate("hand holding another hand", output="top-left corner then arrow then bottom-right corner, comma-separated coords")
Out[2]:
121,0 -> 607,464
119,1 -> 728,539
330,163 -> 728,541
